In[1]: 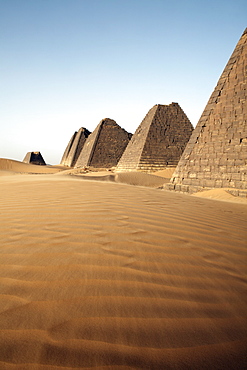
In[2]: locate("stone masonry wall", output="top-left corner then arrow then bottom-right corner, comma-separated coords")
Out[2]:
75,119 -> 131,168
72,128 -> 91,167
61,128 -> 91,167
90,120 -> 131,168
140,103 -> 193,171
116,105 -> 157,171
167,28 -> 247,195
75,122 -> 102,168
66,128 -> 91,167
116,103 -> 193,172
23,152 -> 46,166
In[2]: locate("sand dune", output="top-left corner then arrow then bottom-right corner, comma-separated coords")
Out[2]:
193,188 -> 247,204
72,171 -> 168,188
0,158 -> 65,174
151,167 -> 176,178
55,168 -> 171,188
0,168 -> 246,369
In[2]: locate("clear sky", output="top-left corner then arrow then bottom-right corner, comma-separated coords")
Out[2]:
0,0 -> 246,164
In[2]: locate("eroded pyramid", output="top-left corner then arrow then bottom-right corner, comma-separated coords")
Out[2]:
60,128 -> 91,167
116,103 -> 193,172
23,152 -> 46,166
167,28 -> 247,196
60,131 -> 77,166
75,118 -> 131,169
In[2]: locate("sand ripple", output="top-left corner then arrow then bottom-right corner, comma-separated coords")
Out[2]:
0,175 -> 246,369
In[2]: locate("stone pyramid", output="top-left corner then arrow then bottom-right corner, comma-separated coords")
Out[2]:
75,118 -> 131,168
167,28 -> 247,196
23,151 -> 46,165
75,118 -> 132,168
60,127 -> 91,167
116,103 -> 193,172
60,131 -> 77,166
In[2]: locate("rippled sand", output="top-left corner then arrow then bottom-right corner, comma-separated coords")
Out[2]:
0,159 -> 246,369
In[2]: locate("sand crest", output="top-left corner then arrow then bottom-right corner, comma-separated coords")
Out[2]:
73,171 -> 168,188
0,170 -> 246,369
0,158 -> 65,174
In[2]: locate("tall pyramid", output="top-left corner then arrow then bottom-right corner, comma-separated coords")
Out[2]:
75,118 -> 132,169
116,103 -> 193,172
167,28 -> 247,195
23,152 -> 46,165
60,127 -> 91,167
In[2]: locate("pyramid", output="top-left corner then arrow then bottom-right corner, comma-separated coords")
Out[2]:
167,28 -> 247,196
116,103 -> 193,172
60,128 -> 91,167
60,131 -> 77,166
23,152 -> 46,165
75,118 -> 131,169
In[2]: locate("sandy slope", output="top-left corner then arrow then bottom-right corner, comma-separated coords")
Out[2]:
0,158 -> 65,174
193,188 -> 247,204
152,167 -> 176,178
0,170 -> 246,370
72,171 -> 168,188
55,168 -> 171,188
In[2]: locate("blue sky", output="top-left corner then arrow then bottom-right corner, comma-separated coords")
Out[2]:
0,0 -> 246,164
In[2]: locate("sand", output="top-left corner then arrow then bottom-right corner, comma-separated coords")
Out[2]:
0,158 -> 66,175
192,188 -> 247,204
0,159 -> 246,369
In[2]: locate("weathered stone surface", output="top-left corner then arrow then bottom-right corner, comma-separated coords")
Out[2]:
60,131 -> 77,165
116,103 -> 193,172
23,152 -> 46,166
60,128 -> 91,167
75,119 -> 132,168
167,28 -> 247,194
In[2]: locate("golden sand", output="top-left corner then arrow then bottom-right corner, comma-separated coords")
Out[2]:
0,159 -> 246,369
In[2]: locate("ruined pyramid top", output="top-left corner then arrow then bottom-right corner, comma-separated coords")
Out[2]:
23,151 -> 46,166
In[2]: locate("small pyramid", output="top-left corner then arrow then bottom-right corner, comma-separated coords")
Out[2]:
23,152 -> 46,165
60,127 -> 91,167
167,28 -> 247,195
75,118 -> 131,169
116,103 -> 193,172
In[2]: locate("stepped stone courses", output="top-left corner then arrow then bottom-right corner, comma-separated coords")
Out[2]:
23,152 -> 46,166
167,28 -> 247,196
75,118 -> 132,168
116,103 -> 193,172
60,128 -> 91,167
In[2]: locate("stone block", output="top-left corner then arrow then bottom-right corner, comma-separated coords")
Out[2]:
180,185 -> 189,192
238,190 -> 247,197
182,178 -> 192,185
231,173 -> 242,180
215,180 -> 223,187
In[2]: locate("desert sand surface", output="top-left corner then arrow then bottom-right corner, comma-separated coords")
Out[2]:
152,168 -> 176,179
0,158 -> 66,175
73,171 -> 167,188
192,188 -> 247,204
0,160 -> 247,369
